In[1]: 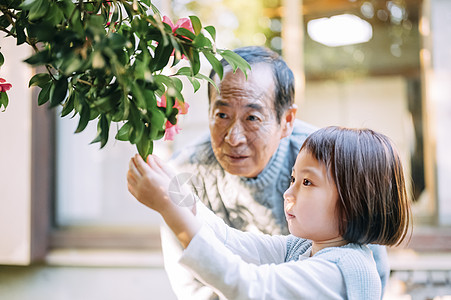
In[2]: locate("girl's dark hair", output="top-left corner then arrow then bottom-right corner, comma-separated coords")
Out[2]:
208,46 -> 294,123
300,126 -> 411,246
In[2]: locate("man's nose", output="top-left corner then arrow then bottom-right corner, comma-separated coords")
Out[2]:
224,121 -> 246,146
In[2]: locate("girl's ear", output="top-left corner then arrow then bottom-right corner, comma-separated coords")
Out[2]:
280,104 -> 297,139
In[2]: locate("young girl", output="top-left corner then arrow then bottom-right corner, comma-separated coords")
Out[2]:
127,126 -> 411,299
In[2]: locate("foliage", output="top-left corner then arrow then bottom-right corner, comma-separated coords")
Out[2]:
0,0 -> 250,158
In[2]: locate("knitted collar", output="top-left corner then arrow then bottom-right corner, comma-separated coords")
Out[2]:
240,136 -> 290,190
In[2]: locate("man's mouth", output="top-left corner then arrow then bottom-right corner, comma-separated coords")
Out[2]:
225,154 -> 249,160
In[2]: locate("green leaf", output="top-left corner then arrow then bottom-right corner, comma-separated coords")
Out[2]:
175,66 -> 193,76
109,33 -> 127,50
149,109 -> 165,139
218,49 -> 251,78
50,77 -> 68,107
190,50 -> 200,75
193,33 -> 212,48
150,41 -> 173,72
169,38 -> 182,66
0,92 -> 9,112
44,3 -> 64,26
167,107 -> 178,125
203,51 -> 223,79
142,89 -> 157,111
0,52 -> 4,67
131,82 -> 146,109
20,0 -> 37,10
204,26 -> 216,41
0,15 -> 11,29
27,22 -> 55,42
62,56 -> 83,75
15,24 -> 27,45
24,49 -> 51,65
25,0 -> 50,21
29,73 -> 51,88
58,0 -> 76,18
174,28 -> 195,41
148,2 -> 161,16
93,89 -> 121,113
38,82 -> 52,105
116,122 -> 131,141
91,114 -> 110,148
110,10 -> 119,24
189,16 -> 202,35
137,133 -> 153,160
171,77 -> 183,93
61,93 -> 75,117
128,103 -> 144,144
195,73 -> 219,91
75,103 -> 90,133
154,75 -> 184,103
187,77 -> 201,93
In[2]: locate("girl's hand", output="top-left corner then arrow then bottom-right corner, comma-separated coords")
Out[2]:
127,154 -> 201,248
127,154 -> 175,213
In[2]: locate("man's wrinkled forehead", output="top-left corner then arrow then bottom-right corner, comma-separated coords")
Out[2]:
210,66 -> 276,111
209,64 -> 275,99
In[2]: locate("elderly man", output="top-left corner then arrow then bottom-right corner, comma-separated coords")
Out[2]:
161,46 -> 389,299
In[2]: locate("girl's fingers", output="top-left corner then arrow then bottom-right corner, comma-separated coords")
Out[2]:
147,155 -> 168,178
153,155 -> 175,178
133,154 -> 151,176
127,170 -> 137,186
146,154 -> 159,170
129,157 -> 141,178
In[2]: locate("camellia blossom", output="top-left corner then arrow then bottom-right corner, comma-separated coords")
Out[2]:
0,78 -> 12,93
164,121 -> 182,141
162,16 -> 194,37
162,16 -> 194,59
157,94 -> 190,141
157,94 -> 190,115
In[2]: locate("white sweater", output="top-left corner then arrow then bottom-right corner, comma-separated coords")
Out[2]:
179,203 -> 381,300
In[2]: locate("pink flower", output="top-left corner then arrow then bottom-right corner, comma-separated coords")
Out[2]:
162,16 -> 194,59
0,78 -> 12,93
158,95 -> 190,115
164,120 -> 181,141
162,16 -> 194,37
174,99 -> 189,115
157,94 -> 190,141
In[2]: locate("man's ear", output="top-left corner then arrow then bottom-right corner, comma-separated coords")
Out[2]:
280,104 -> 297,139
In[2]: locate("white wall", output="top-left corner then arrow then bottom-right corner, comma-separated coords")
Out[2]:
301,76 -> 413,185
0,34 -> 33,264
429,0 -> 451,225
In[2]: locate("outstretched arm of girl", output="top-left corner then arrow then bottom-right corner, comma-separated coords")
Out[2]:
127,154 -> 201,248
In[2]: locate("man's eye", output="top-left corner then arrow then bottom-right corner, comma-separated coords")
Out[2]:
247,115 -> 259,121
303,179 -> 312,186
290,175 -> 295,184
217,112 -> 227,119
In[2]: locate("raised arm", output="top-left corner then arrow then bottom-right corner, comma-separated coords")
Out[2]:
127,154 -> 200,248
195,201 -> 287,265
127,154 -> 286,264
179,225 -> 346,300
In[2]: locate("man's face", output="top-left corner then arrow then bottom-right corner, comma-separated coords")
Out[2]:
209,64 -> 287,178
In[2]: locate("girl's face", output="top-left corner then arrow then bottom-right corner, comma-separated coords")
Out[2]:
283,150 -> 341,243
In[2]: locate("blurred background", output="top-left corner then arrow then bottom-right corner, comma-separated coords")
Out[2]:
1,0 -> 451,299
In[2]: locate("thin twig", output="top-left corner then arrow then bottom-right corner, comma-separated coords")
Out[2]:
77,78 -> 94,86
